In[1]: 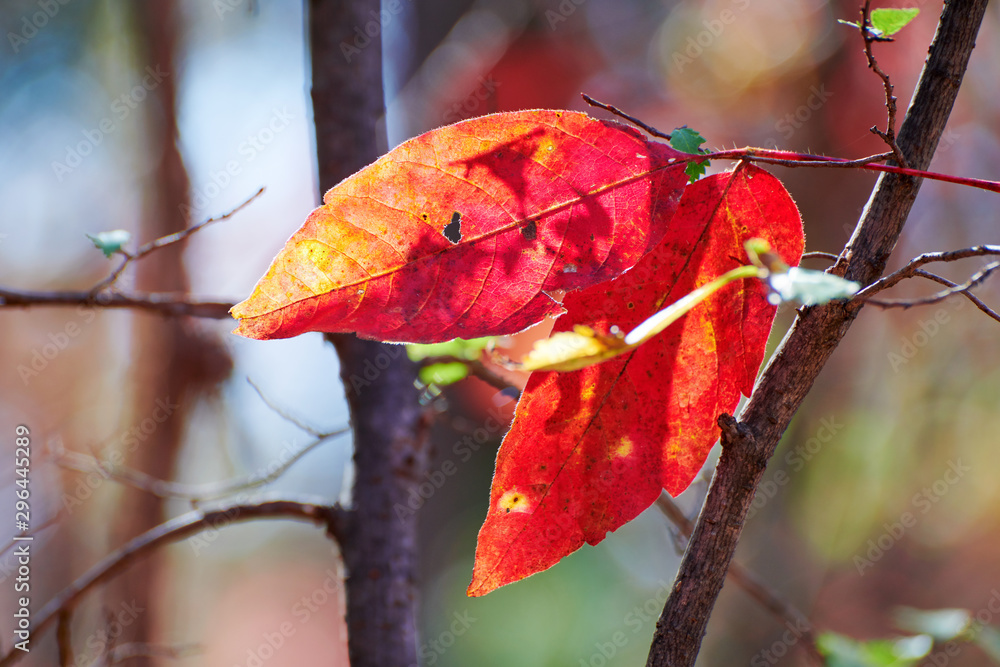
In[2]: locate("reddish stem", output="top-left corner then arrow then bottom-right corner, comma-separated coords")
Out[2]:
705,148 -> 1000,194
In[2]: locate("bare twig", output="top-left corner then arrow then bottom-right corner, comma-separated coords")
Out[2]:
800,251 -> 840,263
0,288 -> 234,318
908,269 -> 1000,322
851,245 -> 1000,301
89,641 -> 199,666
865,262 -> 1000,321
737,150 -> 894,169
859,1 -> 909,167
0,189 -> 263,317
0,498 -> 342,667
55,429 -> 349,503
581,94 -> 673,141
247,378 -> 327,438
89,188 -> 264,294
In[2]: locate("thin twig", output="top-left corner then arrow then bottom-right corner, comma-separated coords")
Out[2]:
90,641 -> 200,666
654,495 -> 823,665
54,429 -> 349,503
860,1 -> 909,167
910,269 -> 1000,322
735,150 -> 894,169
800,251 -> 840,263
247,378 -> 327,438
581,94 -> 672,140
851,245 -> 1000,301
863,264 -> 1000,321
89,188 -> 265,294
0,288 -> 235,318
0,498 -> 342,667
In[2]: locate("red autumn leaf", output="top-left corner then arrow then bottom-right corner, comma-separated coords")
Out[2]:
231,110 -> 692,343
468,165 -> 804,596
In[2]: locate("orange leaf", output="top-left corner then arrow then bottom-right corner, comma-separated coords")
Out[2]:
231,110 -> 691,343
468,165 -> 804,596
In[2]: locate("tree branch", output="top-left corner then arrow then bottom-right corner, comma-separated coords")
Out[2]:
0,288 -> 234,318
0,499 -> 342,667
646,2 -> 990,665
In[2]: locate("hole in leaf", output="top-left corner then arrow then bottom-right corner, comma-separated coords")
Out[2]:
522,220 -> 537,241
443,211 -> 462,244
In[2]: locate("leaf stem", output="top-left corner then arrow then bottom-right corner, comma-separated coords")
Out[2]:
708,148 -> 1000,194
624,265 -> 763,346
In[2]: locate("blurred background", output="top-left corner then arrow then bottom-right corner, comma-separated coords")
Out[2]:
1,0 -> 999,665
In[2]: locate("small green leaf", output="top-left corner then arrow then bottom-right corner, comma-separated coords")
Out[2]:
86,230 -> 131,258
418,362 -> 469,386
669,126 -> 706,154
766,267 -> 860,306
870,8 -> 919,36
406,337 -> 492,362
817,632 -> 931,667
684,160 -> 708,183
670,126 -> 710,183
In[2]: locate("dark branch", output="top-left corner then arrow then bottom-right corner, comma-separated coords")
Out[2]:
0,288 -> 234,318
860,1 -> 908,167
0,499 -> 343,667
581,93 -> 673,140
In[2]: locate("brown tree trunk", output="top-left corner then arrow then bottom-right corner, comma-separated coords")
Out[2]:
309,1 -> 428,665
